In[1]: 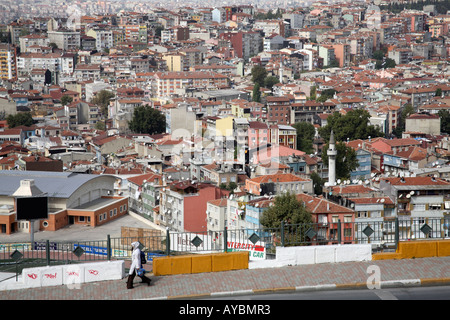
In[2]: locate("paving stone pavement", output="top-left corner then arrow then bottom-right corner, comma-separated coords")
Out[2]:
1,256 -> 450,301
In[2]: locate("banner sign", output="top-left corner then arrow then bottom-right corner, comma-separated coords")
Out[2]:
227,241 -> 266,260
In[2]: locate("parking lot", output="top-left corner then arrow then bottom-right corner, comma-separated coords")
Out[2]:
0,214 -> 158,243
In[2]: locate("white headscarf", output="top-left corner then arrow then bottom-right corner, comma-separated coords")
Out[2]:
129,242 -> 142,275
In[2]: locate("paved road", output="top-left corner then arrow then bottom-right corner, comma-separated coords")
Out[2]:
204,285 -> 450,300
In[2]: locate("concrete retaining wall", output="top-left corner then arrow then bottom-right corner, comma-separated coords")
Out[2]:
373,240 -> 450,260
152,251 -> 248,276
249,244 -> 372,269
21,260 -> 125,288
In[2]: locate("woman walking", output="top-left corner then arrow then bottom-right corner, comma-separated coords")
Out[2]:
127,241 -> 151,289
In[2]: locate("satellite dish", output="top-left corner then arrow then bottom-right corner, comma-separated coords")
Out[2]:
380,198 -> 385,203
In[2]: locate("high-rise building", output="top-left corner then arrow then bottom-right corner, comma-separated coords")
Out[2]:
0,44 -> 17,81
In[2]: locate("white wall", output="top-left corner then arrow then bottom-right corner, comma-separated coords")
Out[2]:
0,260 -> 125,291
249,244 -> 372,269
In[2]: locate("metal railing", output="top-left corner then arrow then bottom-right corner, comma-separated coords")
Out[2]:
1,217 -> 448,274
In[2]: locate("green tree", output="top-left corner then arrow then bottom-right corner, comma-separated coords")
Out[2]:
393,103 -> 415,138
309,86 -> 317,100
128,105 -> 166,135
375,58 -> 396,69
318,109 -> 384,142
317,89 -> 336,102
252,83 -> 261,102
6,112 -> 34,128
91,90 -> 115,116
322,141 -> 359,180
310,171 -> 324,196
372,49 -> 386,61
292,121 -> 315,154
95,120 -> 106,131
251,65 -> 267,87
438,109 -> 450,134
61,95 -> 73,106
264,76 -> 279,90
260,192 -> 312,228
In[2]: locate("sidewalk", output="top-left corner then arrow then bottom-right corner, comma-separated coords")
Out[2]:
1,256 -> 450,300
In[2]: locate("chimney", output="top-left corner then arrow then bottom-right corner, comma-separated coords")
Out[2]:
12,179 -> 45,197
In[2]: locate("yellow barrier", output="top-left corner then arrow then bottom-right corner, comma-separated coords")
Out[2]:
153,251 -> 248,276
372,240 -> 450,261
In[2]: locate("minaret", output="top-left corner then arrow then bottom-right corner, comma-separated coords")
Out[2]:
328,130 -> 337,186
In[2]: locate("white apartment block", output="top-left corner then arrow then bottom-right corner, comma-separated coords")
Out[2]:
17,52 -> 75,76
86,29 -> 114,51
153,71 -> 229,98
19,34 -> 49,52
47,30 -> 80,51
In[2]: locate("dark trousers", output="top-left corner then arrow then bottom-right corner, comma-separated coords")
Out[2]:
127,269 -> 151,289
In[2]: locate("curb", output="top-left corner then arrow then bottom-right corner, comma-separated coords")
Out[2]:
146,278 -> 450,300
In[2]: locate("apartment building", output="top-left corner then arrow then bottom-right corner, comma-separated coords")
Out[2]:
47,30 -> 80,51
127,172 -> 163,221
86,28 -> 114,51
158,180 -> 228,232
297,193 -> 355,245
248,121 -> 269,150
388,47 -> 412,65
400,84 -> 450,108
380,177 -> 450,239
254,19 -> 286,37
19,34 -> 49,52
17,52 -> 75,76
74,64 -> 102,81
329,43 -> 350,68
245,172 -> 313,196
153,71 -> 229,98
266,96 -> 293,125
270,124 -> 297,150
219,31 -> 262,61
0,44 -> 17,81
291,100 -> 336,124
318,45 -> 336,67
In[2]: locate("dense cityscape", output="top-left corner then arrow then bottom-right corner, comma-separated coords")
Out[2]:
0,0 -> 449,257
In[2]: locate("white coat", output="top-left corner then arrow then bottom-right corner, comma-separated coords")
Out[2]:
129,241 -> 142,275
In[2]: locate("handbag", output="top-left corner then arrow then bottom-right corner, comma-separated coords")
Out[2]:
137,268 -> 146,276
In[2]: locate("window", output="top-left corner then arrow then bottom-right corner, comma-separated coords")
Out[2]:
358,211 -> 368,218
110,210 -> 113,217
344,228 -> 352,237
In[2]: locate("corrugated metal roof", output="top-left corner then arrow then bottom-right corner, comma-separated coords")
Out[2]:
0,170 -> 112,198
